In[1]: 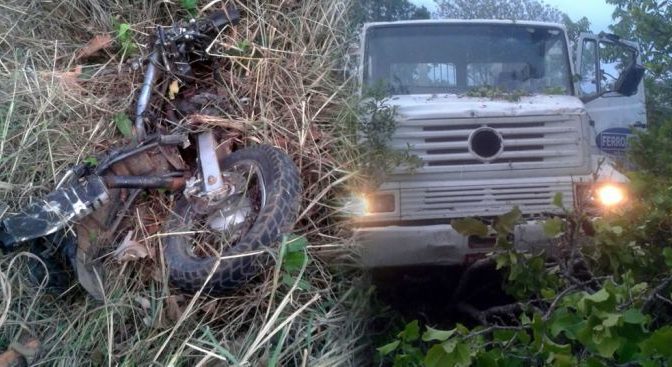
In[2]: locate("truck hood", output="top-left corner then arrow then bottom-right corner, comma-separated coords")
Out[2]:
387,94 -> 585,119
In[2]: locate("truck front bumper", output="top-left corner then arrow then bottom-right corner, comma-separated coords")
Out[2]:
355,221 -> 550,267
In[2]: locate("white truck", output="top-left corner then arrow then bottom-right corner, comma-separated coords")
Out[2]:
353,20 -> 646,267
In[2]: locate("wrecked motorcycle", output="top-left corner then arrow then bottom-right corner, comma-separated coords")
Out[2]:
0,8 -> 301,295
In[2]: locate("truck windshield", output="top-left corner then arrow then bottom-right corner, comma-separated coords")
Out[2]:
363,23 -> 572,96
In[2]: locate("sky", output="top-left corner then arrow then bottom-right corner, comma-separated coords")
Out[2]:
410,0 -> 616,33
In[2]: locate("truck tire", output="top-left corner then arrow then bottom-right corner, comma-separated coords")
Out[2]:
164,145 -> 301,294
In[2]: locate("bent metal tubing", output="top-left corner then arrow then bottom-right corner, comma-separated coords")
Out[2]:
135,52 -> 159,141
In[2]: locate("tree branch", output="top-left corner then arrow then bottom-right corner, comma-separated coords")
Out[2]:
643,275 -> 672,312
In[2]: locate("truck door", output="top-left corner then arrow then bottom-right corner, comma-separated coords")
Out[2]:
576,33 -> 646,158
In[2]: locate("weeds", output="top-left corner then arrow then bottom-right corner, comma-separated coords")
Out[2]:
180,0 -> 199,17
114,21 -> 137,57
345,82 -> 422,190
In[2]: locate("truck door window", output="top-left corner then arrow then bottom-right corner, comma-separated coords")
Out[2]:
599,41 -> 635,93
580,39 -> 598,95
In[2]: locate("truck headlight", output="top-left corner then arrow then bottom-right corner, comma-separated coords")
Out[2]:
364,193 -> 396,214
340,192 -> 396,217
595,183 -> 626,207
576,182 -> 627,210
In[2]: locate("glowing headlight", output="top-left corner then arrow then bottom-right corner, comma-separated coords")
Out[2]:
364,193 -> 396,214
340,195 -> 368,217
340,192 -> 396,217
595,184 -> 626,207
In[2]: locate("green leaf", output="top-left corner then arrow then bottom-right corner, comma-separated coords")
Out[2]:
611,226 -> 624,235
282,251 -> 307,273
451,218 -> 488,237
584,356 -> 607,367
451,342 -> 472,367
422,326 -> 455,342
376,340 -> 400,356
441,338 -> 458,353
400,320 -> 420,342
454,323 -> 469,335
113,113 -> 133,138
663,247 -> 672,268
475,353 -> 498,367
532,312 -> 545,350
281,274 -> 310,291
285,234 -> 308,253
180,0 -> 198,15
424,344 -> 450,367
594,336 -> 622,358
549,308 -> 582,339
117,23 -> 131,38
492,329 -> 515,343
543,217 -> 564,237
550,352 -> 574,367
640,326 -> 672,358
426,339 -> 471,367
494,206 -> 522,234
601,313 -> 622,328
541,288 -> 556,299
542,335 -> 571,354
495,253 -> 509,270
83,156 -> 98,166
582,288 -> 610,305
631,282 -> 648,294
552,192 -> 564,208
623,309 -> 647,325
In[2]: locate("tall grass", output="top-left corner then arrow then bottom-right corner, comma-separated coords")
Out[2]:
0,0 -> 367,365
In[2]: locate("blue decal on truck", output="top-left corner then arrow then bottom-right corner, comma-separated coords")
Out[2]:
596,127 -> 632,154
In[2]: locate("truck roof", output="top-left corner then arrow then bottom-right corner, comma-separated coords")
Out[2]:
362,19 -> 567,32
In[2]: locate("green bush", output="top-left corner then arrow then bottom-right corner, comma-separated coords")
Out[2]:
376,126 -> 672,365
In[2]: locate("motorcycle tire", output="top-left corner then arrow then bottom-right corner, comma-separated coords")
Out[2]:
164,145 -> 301,294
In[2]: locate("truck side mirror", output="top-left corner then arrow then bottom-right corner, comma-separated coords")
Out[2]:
614,62 -> 645,97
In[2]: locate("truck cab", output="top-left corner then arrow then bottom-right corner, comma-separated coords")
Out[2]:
354,20 -> 646,267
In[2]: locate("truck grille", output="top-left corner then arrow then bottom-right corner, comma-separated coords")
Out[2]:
392,115 -> 583,173
401,181 -> 574,220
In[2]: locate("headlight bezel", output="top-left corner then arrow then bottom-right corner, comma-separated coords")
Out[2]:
364,192 -> 397,214
574,181 -> 628,211
341,191 -> 399,218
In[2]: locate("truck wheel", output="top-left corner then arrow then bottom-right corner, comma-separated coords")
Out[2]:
164,145 -> 301,294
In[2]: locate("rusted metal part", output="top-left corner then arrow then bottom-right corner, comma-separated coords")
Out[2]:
95,134 -> 186,176
73,143 -> 182,298
103,175 -> 186,190
158,144 -> 187,171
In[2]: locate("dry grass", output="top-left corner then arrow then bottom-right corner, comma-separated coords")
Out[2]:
0,0 -> 368,365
